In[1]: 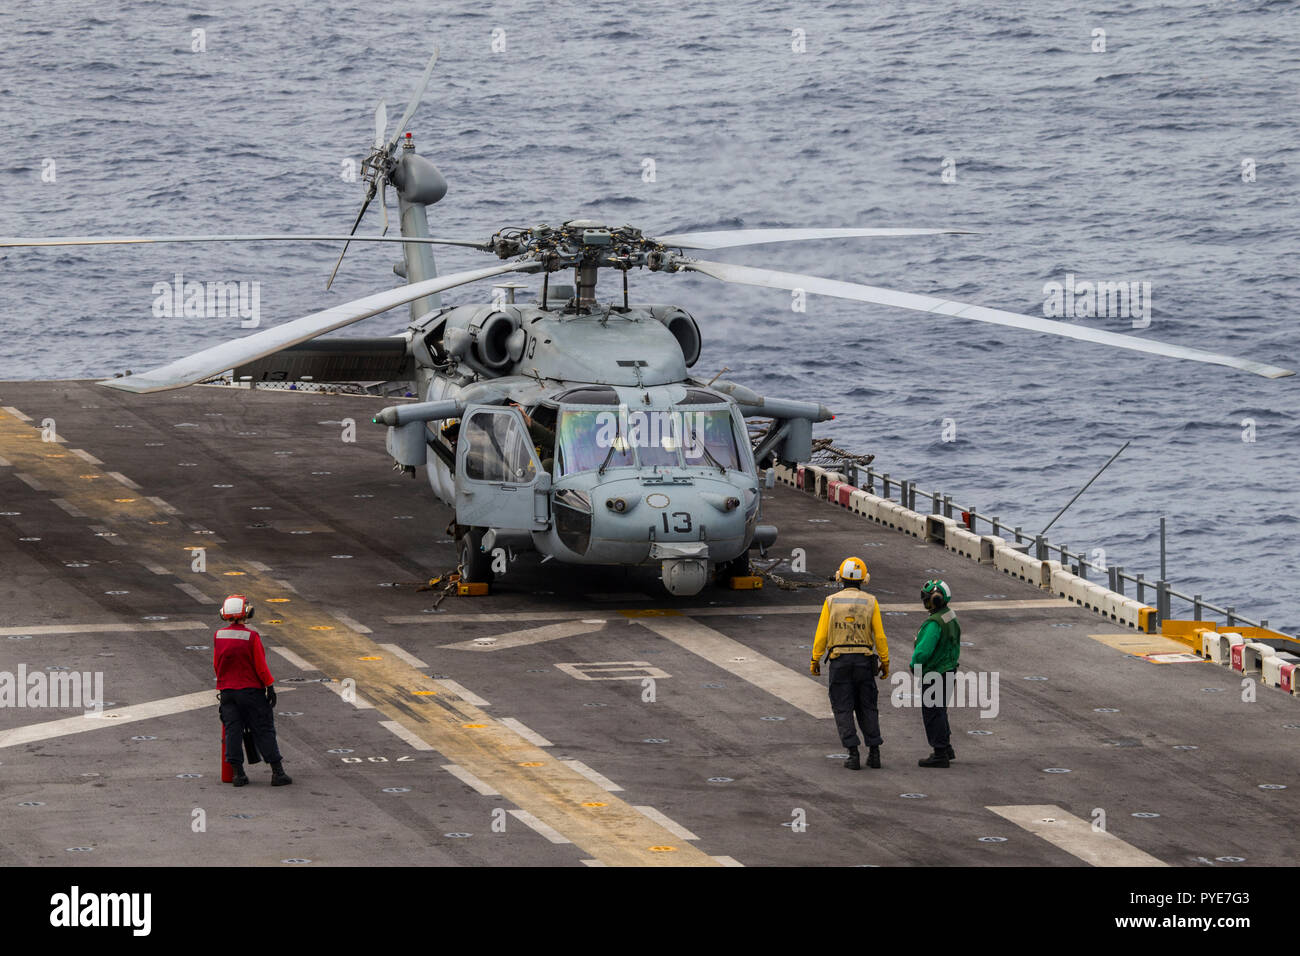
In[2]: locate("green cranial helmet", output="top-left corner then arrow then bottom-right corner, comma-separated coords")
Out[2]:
921,579 -> 951,611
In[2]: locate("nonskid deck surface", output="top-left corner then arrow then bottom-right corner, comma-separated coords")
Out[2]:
0,381 -> 1292,866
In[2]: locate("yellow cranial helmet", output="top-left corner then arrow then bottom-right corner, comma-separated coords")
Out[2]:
837,556 -> 869,584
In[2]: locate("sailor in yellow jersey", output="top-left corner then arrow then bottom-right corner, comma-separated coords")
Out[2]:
810,557 -> 890,770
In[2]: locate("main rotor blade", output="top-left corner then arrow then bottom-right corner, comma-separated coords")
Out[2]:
0,234 -> 487,249
656,227 -> 975,250
100,259 -> 538,394
385,46 -> 439,154
680,258 -> 1294,379
374,99 -> 388,149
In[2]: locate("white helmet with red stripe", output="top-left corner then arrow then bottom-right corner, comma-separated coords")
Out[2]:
220,594 -> 254,621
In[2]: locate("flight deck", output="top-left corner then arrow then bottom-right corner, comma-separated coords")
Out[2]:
0,380 -> 1294,867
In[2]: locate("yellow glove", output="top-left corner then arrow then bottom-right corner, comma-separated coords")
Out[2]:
878,659 -> 890,679
810,659 -> 821,677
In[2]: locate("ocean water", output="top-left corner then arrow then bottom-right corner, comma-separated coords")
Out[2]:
1,0 -> 1296,630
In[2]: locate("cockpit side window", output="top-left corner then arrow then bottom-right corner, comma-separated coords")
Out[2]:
463,409 -> 537,483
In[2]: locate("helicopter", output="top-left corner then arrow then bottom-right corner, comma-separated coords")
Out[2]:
2,49 -> 1292,597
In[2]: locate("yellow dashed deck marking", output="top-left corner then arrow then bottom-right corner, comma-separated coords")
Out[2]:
1088,633 -> 1195,657
0,406 -> 718,867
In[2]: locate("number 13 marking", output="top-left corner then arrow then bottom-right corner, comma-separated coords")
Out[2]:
661,512 -> 692,533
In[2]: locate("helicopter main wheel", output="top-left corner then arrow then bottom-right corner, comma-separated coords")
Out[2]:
715,553 -> 751,582
458,527 -> 495,586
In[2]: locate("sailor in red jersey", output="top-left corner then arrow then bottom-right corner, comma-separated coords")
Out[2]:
214,595 -> 292,787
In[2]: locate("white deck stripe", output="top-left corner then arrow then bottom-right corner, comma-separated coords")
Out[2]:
247,561 -> 272,572
174,582 -> 216,604
322,681 -> 373,709
633,806 -> 699,841
70,448 -> 102,464
330,610 -> 372,634
580,859 -> 606,867
560,759 -> 623,792
50,498 -> 86,517
0,621 -> 205,637
377,643 -> 427,669
91,524 -> 127,546
636,616 -> 833,719
987,805 -> 1168,867
498,717 -> 552,747
508,809 -> 573,844
141,562 -> 171,575
436,679 -> 489,707
2,406 -> 32,421
14,473 -> 46,490
146,496 -> 179,514
712,856 -> 744,867
441,763 -> 498,793
0,455 -> 10,466
267,645 -> 318,671
274,578 -> 299,594
0,690 -> 214,748
106,471 -> 140,490
441,620 -> 605,651
377,720 -> 435,751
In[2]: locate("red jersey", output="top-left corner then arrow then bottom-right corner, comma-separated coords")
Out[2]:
213,622 -> 276,690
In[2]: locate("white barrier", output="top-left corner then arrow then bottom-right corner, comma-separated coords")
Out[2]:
1196,628 -> 1218,659
901,510 -> 927,538
1262,652 -> 1300,689
946,526 -> 984,563
1240,641 -> 1273,674
1210,632 -> 1245,666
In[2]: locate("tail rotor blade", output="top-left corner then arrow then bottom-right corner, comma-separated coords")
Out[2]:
385,46 -> 439,153
324,185 -> 374,290
374,99 -> 388,149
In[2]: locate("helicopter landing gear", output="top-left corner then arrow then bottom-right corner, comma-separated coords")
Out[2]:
457,526 -> 495,588
716,554 -> 763,590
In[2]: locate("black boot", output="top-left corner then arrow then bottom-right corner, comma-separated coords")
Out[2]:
943,745 -> 956,761
843,747 -> 861,771
270,761 -> 293,786
866,746 -> 881,769
230,764 -> 249,787
918,751 -> 950,768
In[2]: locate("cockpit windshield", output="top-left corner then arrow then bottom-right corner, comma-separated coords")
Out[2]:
556,404 -> 744,476
557,409 -> 634,476
680,408 -> 742,471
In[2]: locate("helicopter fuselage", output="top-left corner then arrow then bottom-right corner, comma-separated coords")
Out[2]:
372,297 -> 813,595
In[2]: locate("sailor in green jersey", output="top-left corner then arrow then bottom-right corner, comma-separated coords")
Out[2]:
911,579 -> 960,768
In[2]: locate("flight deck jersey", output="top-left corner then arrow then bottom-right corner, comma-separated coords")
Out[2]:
213,622 -> 275,690
812,589 -> 890,665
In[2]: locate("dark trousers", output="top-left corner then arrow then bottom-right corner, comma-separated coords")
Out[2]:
220,687 -> 282,766
828,654 -> 882,749
920,670 -> 953,750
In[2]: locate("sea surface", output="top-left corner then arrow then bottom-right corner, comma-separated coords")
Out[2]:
1,0 -> 1296,630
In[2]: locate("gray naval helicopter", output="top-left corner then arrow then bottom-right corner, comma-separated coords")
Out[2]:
4,50 -> 1291,596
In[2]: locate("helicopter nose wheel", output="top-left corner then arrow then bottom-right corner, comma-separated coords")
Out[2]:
457,526 -> 496,587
